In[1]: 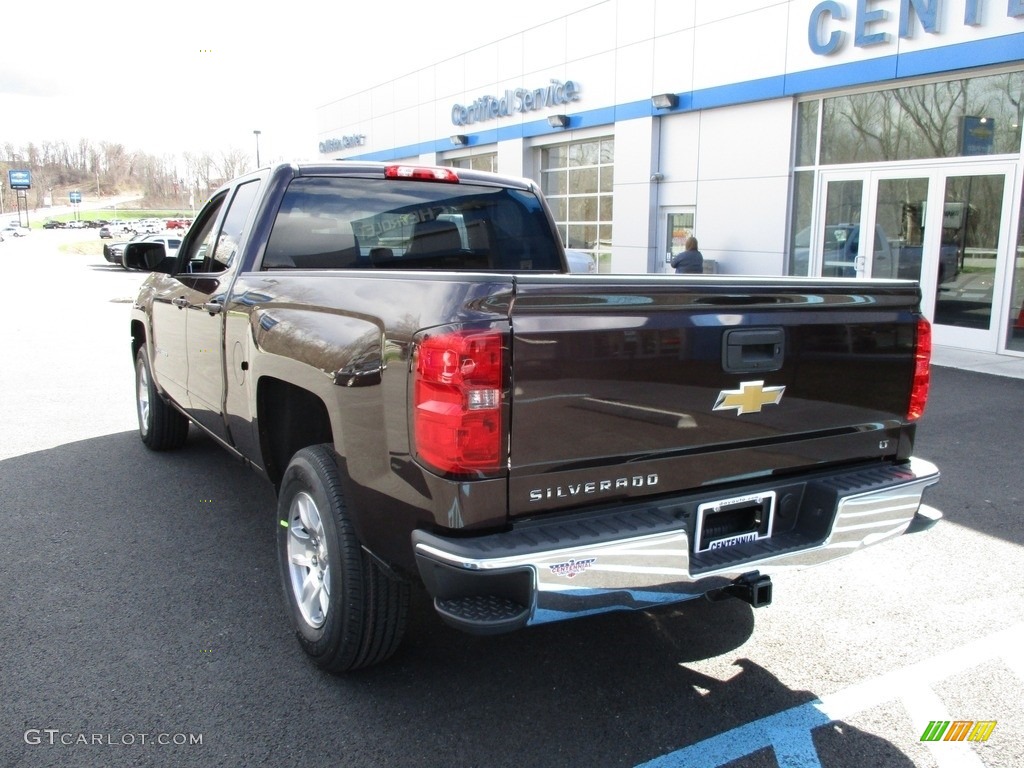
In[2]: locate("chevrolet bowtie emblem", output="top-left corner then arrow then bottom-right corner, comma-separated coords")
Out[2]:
714,381 -> 785,415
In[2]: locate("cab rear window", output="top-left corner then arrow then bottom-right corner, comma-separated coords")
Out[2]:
262,176 -> 562,271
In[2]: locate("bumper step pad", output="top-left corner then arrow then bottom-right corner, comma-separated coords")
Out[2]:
434,595 -> 530,635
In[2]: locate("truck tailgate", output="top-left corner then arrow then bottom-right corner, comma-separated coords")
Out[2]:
507,276 -> 922,517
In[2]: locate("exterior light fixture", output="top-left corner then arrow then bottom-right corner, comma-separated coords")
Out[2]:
547,114 -> 570,128
450,134 -> 469,146
652,93 -> 679,110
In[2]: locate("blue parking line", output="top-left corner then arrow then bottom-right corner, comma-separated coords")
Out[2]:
635,701 -> 830,768
635,622 -> 1024,768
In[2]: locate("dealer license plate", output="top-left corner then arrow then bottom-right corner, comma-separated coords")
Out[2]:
708,532 -> 760,550
694,492 -> 775,553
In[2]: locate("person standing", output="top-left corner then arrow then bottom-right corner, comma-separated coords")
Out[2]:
671,236 -> 704,274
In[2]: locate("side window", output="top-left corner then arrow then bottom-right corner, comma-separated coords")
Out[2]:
208,180 -> 261,272
178,193 -> 227,274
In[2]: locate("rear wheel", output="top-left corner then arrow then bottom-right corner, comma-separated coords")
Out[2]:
135,345 -> 189,450
277,444 -> 409,672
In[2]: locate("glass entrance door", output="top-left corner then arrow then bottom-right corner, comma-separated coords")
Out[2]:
815,177 -> 865,278
813,166 -> 1016,351
871,175 -> 931,282
658,207 -> 695,273
930,170 -> 1014,351
813,172 -> 932,281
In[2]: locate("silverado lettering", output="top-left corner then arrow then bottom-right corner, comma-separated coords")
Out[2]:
126,161 -> 940,672
529,474 -> 660,502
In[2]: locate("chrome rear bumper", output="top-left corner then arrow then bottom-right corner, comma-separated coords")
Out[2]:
412,457 -> 940,633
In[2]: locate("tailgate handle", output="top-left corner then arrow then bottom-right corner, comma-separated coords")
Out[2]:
723,328 -> 784,373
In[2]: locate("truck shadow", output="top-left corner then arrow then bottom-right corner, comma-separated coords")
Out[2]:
339,591 -> 919,767
0,429 -> 919,768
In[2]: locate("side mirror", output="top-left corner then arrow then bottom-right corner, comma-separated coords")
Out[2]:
123,242 -> 174,273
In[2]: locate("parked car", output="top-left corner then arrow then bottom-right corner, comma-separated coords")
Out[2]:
1,225 -> 30,238
104,233 -> 140,260
102,221 -> 134,238
43,220 -> 66,229
134,220 -> 160,234
99,226 -> 114,239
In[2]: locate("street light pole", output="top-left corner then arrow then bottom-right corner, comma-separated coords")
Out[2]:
253,130 -> 262,168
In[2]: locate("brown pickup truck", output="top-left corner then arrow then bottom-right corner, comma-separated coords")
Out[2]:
127,161 -> 939,671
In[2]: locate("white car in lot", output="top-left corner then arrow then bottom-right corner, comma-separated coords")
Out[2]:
104,221 -> 135,237
1,224 -> 30,238
134,219 -> 161,234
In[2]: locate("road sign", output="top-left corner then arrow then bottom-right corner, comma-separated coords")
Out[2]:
8,170 -> 31,190
70,191 -> 82,204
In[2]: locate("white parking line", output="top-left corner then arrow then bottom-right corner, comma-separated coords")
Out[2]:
900,686 -> 984,768
636,623 -> 1024,768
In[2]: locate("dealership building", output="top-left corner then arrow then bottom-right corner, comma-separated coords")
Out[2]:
316,0 -> 1024,358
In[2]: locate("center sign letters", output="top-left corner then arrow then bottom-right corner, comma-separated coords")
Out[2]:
809,0 -> 1024,55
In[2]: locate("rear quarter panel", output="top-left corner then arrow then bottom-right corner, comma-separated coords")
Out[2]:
226,271 -> 517,570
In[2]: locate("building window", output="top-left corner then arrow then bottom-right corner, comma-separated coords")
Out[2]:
799,70 -> 1024,166
788,170 -> 815,276
795,101 -> 819,167
541,138 -> 614,268
791,68 -> 1024,283
447,154 -> 498,173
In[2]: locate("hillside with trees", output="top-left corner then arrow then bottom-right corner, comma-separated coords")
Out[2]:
0,139 -> 253,213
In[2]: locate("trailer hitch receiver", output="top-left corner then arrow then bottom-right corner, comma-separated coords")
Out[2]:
708,571 -> 773,608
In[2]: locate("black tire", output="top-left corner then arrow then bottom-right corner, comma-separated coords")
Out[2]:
277,444 -> 409,672
135,345 -> 190,450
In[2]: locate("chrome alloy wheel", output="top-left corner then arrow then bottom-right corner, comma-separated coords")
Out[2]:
286,491 -> 331,629
137,359 -> 151,437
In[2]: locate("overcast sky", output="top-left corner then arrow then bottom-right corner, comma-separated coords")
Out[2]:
1,0 -> 600,166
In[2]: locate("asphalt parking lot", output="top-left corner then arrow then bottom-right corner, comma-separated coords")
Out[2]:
1,230 -> 1022,768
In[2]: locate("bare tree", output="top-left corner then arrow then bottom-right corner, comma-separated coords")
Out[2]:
217,147 -> 249,182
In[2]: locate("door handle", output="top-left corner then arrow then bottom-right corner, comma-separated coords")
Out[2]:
202,302 -> 223,315
722,328 -> 785,373
172,297 -> 190,309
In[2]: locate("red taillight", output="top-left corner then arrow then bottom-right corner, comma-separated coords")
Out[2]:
413,330 -> 506,475
907,317 -> 931,421
385,165 -> 459,183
